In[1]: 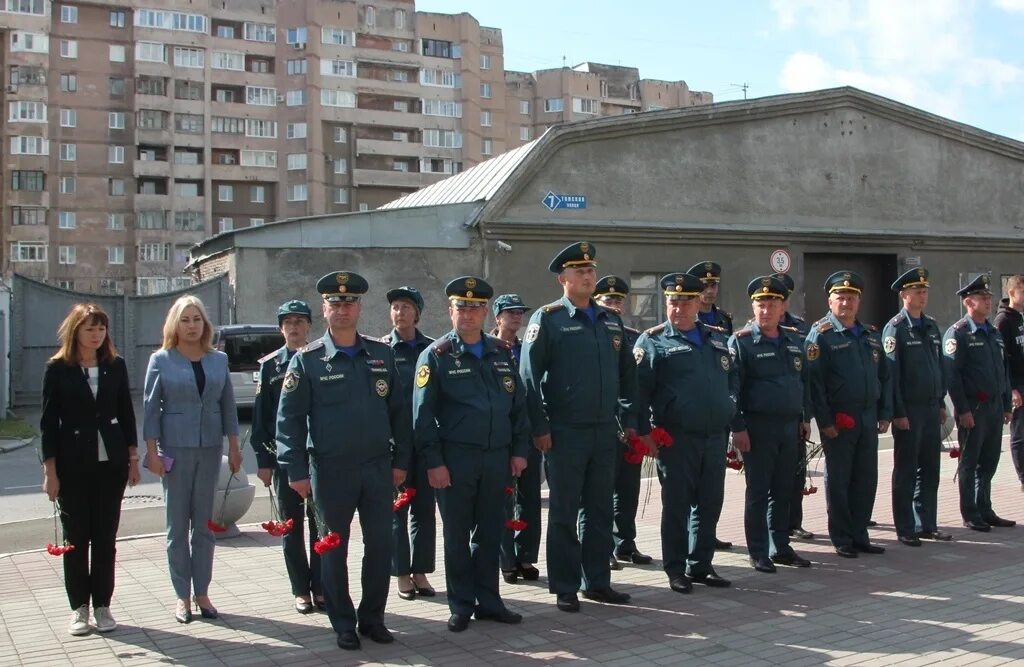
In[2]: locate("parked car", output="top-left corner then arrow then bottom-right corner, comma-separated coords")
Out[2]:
212,325 -> 284,411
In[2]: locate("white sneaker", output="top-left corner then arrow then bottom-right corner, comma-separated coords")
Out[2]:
93,606 -> 117,633
68,605 -> 90,636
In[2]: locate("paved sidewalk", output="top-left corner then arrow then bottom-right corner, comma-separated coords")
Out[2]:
2,446 -> 1023,667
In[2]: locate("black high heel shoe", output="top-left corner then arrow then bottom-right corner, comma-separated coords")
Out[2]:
193,597 -> 218,620
175,601 -> 192,624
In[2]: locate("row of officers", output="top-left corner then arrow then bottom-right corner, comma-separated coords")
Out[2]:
254,242 -> 1020,652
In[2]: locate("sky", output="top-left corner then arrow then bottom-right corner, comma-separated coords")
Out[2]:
417,0 -> 1024,141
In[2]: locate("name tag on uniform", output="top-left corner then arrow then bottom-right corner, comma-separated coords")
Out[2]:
604,322 -> 622,331
905,340 -> 922,346
561,325 -> 584,333
320,373 -> 345,382
269,372 -> 286,383
366,359 -> 385,367
786,346 -> 801,355
756,352 -> 776,358
711,341 -> 728,351
368,367 -> 389,374
448,368 -> 473,376
969,342 -> 985,348
831,342 -> 851,351
666,345 -> 691,354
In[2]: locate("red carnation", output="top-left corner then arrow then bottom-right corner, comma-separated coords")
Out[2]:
392,488 -> 417,512
726,449 -> 738,461
46,543 -> 75,556
504,486 -> 515,496
313,531 -> 343,554
977,391 -> 990,404
650,426 -> 674,448
949,446 -> 961,459
726,459 -> 744,471
207,519 -> 227,533
505,518 -> 528,532
801,485 -> 818,496
834,413 -> 856,430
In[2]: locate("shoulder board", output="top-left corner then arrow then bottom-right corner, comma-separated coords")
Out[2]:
257,349 -> 279,365
487,334 -> 512,350
542,302 -> 566,314
597,304 -> 618,316
300,340 -> 325,353
953,318 -> 967,330
379,334 -> 392,344
868,324 -> 878,332
924,314 -> 936,322
624,326 -> 640,335
721,310 -> 733,320
360,334 -> 382,344
701,322 -> 727,333
430,338 -> 453,355
735,328 -> 753,337
778,325 -> 797,333
816,321 -> 833,334
888,312 -> 905,326
645,323 -> 667,336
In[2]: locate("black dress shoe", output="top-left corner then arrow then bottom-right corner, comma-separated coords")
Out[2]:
314,598 -> 327,612
608,556 -> 623,571
790,527 -> 815,540
854,542 -> 885,554
556,593 -> 580,612
984,515 -> 1016,528
517,563 -> 540,580
714,538 -> 733,550
897,535 -> 922,547
502,569 -> 519,584
337,630 -> 361,650
835,545 -> 858,558
358,624 -> 394,644
750,555 -> 777,573
618,549 -> 653,565
295,599 -> 315,614
964,520 -> 991,532
917,530 -> 953,541
687,568 -> 731,588
447,614 -> 471,632
668,575 -> 692,594
581,587 -> 632,604
772,553 -> 812,568
474,607 -> 522,624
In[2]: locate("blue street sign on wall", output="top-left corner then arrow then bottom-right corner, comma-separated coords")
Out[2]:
542,191 -> 587,211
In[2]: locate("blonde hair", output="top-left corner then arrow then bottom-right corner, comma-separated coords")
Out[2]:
161,295 -> 214,351
49,303 -> 119,364
1008,274 -> 1024,292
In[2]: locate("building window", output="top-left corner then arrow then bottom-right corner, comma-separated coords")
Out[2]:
9,101 -> 47,122
333,158 -> 347,174
60,74 -> 78,92
334,188 -> 349,204
100,279 -> 122,294
175,113 -> 204,133
395,9 -> 406,30
108,213 -> 126,230
480,110 -> 492,127
240,150 -> 277,167
246,86 -> 277,106
218,184 -> 233,202
422,99 -> 462,117
286,26 -> 308,45
520,126 -> 532,141
422,129 -> 462,149
419,68 -> 460,88
215,25 -> 234,38
287,58 -> 307,75
10,136 -> 48,155
391,70 -> 408,82
287,184 -> 307,201
321,89 -> 356,108
173,47 -> 204,69
138,243 -> 170,263
60,40 -> 78,59
108,77 -> 125,97
109,179 -> 125,196
393,100 -> 409,112
392,160 -> 409,172
480,54 -> 491,70
573,97 -> 599,114
250,185 -> 265,203
365,5 -> 375,27
480,83 -> 492,98
11,170 -> 44,191
136,42 -> 166,63
136,76 -> 166,96
392,131 -> 408,142
110,10 -> 126,28
321,27 -> 354,46
520,100 -> 530,115
287,122 -> 307,139
287,153 -> 307,170
11,242 -> 47,263
174,211 -> 204,231
109,45 -> 126,63
218,218 -> 233,233
59,176 -> 75,193
12,207 -> 46,225
321,59 -> 356,78
359,203 -> 369,212
109,112 -> 126,129
59,143 -> 77,161
249,58 -> 270,74
334,127 -> 348,143
4,1 -> 45,16
174,79 -> 203,101
108,247 -> 125,264
109,146 -> 125,163
243,22 -> 276,43
137,210 -> 167,228
245,118 -> 277,138
544,98 -> 564,113
251,218 -> 265,226
482,138 -> 492,156
212,51 -> 244,71
286,90 -> 305,106
58,211 -> 76,229
59,246 -> 76,265
392,40 -> 409,52
422,39 -> 458,58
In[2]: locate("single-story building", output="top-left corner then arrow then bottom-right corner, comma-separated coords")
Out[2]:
188,86 -> 1024,338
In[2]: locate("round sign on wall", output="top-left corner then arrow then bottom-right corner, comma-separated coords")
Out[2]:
770,249 -> 791,274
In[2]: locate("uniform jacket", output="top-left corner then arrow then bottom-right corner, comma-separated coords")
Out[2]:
634,320 -> 738,435
782,311 -> 810,337
994,299 -> 1024,388
381,327 -> 434,447
699,305 -> 734,335
275,331 -> 408,482
142,348 -> 239,449
40,356 -> 138,471
519,296 -> 637,435
882,308 -> 947,419
250,345 -> 296,468
412,331 -> 530,469
728,323 -> 808,431
942,317 -> 1012,415
804,312 -> 893,429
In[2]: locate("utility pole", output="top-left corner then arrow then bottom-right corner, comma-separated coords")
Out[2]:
730,82 -> 750,99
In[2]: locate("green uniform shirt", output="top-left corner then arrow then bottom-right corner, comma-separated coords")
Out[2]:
728,324 -> 808,431
882,308 -> 947,419
251,345 -> 295,468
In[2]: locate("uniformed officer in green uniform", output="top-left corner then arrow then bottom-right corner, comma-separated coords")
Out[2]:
771,272 -> 815,541
688,260 -> 734,551
492,294 -> 543,584
729,276 -> 813,573
520,242 -> 637,612
883,268 -> 952,546
413,277 -> 530,632
276,271 -> 409,651
635,272 -> 738,593
804,271 -> 892,558
252,300 -> 324,613
943,274 -> 1015,532
594,275 -> 653,569
382,286 -> 437,600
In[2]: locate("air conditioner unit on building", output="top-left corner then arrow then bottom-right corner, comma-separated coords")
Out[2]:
276,94 -> 286,103
6,84 -> 17,94
293,42 -> 306,50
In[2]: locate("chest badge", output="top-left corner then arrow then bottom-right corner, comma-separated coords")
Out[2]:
883,336 -> 896,354
282,370 -> 299,393
806,343 -> 820,361
720,354 -> 730,371
415,365 -> 430,388
944,338 -> 957,355
503,376 -> 515,393
793,357 -> 803,372
375,378 -> 389,397
871,349 -> 880,363
525,323 -> 540,344
612,335 -> 622,351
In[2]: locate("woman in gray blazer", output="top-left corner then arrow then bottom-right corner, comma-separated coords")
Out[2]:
143,295 -> 241,624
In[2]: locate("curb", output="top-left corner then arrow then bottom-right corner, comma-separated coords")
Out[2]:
0,436 -> 34,454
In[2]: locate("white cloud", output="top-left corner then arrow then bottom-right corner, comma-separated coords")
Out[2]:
993,0 -> 1024,12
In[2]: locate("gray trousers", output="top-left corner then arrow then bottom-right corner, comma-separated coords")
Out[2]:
161,446 -> 222,599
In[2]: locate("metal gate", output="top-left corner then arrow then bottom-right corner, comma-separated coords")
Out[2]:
10,273 -> 230,406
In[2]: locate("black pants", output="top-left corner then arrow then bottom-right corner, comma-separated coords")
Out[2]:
790,440 -> 807,530
1010,388 -> 1024,483
58,461 -> 128,610
273,468 -> 322,598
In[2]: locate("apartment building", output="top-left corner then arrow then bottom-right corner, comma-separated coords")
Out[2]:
1,0 -> 709,295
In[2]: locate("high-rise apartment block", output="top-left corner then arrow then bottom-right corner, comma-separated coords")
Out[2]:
1,0 -> 710,295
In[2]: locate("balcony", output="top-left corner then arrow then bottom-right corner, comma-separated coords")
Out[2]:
134,160 -> 171,178
8,190 -> 50,208
352,168 -> 437,189
354,77 -> 429,97
349,108 -> 428,128
136,127 -> 173,145
172,163 -> 204,180
134,193 -> 171,210
356,138 -> 425,158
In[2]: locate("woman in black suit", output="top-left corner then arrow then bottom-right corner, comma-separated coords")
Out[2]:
40,303 -> 140,636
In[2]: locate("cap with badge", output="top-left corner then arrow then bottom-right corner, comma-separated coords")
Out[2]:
548,241 -> 597,273
492,293 -> 530,318
276,299 -> 312,324
687,261 -> 722,284
660,273 -> 703,300
957,274 -> 992,298
824,270 -> 864,295
747,275 -> 788,301
317,271 -> 368,303
891,267 -> 930,293
446,276 -> 493,308
594,275 -> 630,298
771,272 -> 795,294
386,286 -> 424,313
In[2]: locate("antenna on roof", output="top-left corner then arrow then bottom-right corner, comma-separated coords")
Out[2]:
562,55 -> 566,68
729,82 -> 750,99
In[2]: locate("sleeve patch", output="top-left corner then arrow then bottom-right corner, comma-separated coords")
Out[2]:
634,347 -> 645,364
883,336 -> 896,354
282,370 -> 300,393
944,338 -> 957,355
524,323 -> 541,343
806,343 -> 820,361
415,365 -> 431,388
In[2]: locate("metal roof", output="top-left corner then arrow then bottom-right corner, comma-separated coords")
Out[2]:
378,138 -> 541,210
